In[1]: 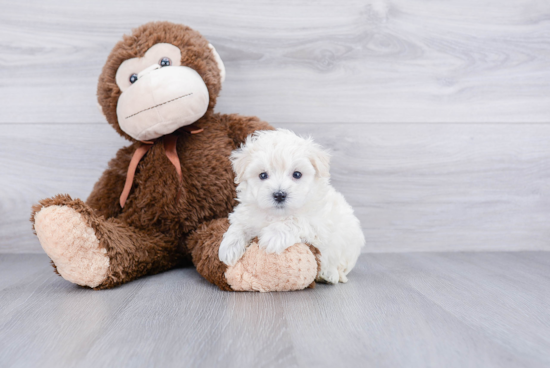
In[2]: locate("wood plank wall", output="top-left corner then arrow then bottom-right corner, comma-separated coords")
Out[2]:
1,0 -> 549,253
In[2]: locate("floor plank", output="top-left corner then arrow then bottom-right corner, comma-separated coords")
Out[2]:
1,0 -> 549,124
1,252 -> 549,368
2,123 -> 550,253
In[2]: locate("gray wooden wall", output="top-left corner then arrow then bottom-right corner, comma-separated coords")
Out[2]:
1,0 -> 550,253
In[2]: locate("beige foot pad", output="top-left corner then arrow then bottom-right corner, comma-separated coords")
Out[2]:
225,242 -> 317,292
34,205 -> 109,288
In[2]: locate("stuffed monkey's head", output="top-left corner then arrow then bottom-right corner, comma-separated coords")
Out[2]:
97,22 -> 226,141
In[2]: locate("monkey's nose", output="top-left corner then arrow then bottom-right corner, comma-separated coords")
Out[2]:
273,191 -> 287,203
138,64 -> 161,79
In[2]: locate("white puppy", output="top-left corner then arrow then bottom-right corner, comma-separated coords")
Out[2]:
218,129 -> 365,284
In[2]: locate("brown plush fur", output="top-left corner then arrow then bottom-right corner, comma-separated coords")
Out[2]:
30,21 -> 320,290
187,218 -> 232,291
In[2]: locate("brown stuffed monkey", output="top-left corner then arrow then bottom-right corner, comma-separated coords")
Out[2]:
30,21 -> 319,291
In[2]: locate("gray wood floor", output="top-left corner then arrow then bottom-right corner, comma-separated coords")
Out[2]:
1,252 -> 549,368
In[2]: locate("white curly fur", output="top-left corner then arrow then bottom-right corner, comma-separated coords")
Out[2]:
219,129 -> 365,284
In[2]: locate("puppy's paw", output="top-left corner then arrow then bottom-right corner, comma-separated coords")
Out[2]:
258,230 -> 298,254
219,233 -> 247,266
338,270 -> 349,283
259,236 -> 289,254
316,267 -> 340,285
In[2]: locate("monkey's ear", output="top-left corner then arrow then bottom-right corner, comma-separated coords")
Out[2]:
208,43 -> 226,83
309,143 -> 331,179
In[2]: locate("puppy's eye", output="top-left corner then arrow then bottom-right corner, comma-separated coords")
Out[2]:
129,74 -> 138,84
293,171 -> 302,179
259,172 -> 268,180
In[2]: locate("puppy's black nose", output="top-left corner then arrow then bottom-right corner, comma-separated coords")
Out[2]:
273,191 -> 287,203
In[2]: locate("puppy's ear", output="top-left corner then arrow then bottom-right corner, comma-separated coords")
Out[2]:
309,143 -> 331,179
230,146 -> 251,184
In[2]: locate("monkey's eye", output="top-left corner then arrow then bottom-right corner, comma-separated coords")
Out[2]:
159,57 -> 171,67
293,171 -> 302,179
259,172 -> 268,180
129,74 -> 138,84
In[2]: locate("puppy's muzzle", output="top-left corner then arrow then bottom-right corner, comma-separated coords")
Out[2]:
273,191 -> 287,204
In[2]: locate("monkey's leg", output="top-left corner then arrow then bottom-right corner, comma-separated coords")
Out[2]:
187,218 -> 320,292
31,195 -> 184,289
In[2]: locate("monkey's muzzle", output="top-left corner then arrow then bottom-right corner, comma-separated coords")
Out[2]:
117,65 -> 209,141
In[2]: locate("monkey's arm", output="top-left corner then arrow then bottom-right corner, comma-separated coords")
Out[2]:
221,113 -> 275,147
86,144 -> 135,219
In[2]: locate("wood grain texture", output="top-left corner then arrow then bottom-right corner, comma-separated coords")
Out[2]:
1,252 -> 549,367
2,123 -> 550,253
0,0 -> 549,124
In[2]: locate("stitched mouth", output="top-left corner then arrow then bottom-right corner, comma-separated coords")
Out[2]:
125,93 -> 193,119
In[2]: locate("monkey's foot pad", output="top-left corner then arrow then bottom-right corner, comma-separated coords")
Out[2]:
34,205 -> 109,288
225,242 -> 317,292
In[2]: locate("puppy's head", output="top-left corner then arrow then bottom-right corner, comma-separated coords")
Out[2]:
231,129 -> 330,214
